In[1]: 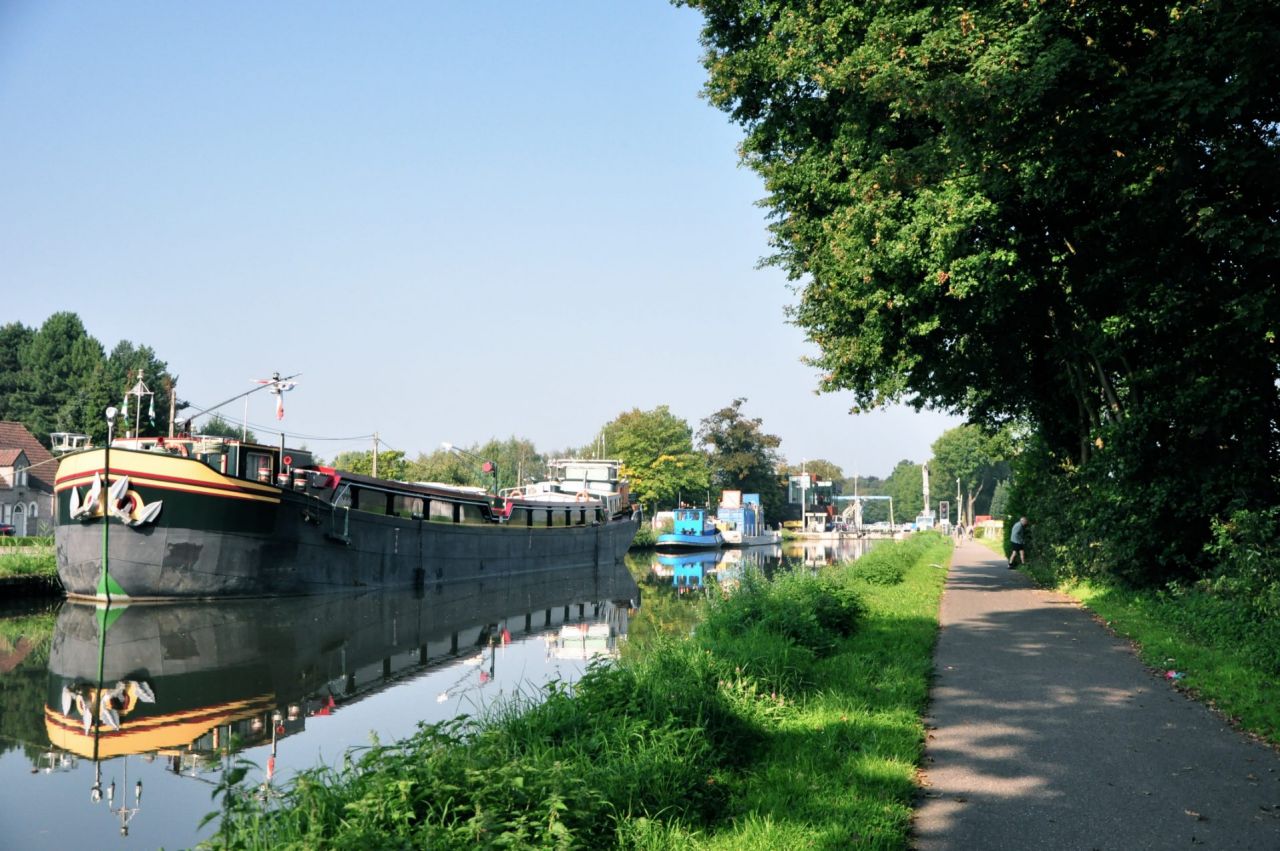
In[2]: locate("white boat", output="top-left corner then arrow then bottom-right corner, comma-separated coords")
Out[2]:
716,491 -> 781,547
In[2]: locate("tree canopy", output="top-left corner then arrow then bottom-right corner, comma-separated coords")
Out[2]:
0,313 -> 175,444
929,425 -> 1012,525
698,398 -> 784,518
602,406 -> 709,511
682,0 -> 1280,581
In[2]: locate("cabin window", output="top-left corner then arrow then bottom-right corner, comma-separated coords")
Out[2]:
427,499 -> 454,523
508,508 -> 529,526
459,503 -> 487,525
394,495 -> 424,519
334,485 -> 352,510
246,452 -> 273,483
353,488 -> 388,515
530,509 -> 547,527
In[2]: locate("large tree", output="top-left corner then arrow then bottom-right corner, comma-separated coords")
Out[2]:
17,313 -> 104,444
698,398 -> 784,518
929,425 -> 1012,526
0,314 -> 175,445
682,0 -> 1280,580
883,459 -> 924,522
602,406 -> 709,511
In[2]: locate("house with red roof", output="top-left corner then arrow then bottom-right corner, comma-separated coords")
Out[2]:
0,422 -> 56,536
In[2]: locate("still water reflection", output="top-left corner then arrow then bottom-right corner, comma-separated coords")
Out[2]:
648,537 -> 882,592
0,540 -> 877,848
0,562 -> 638,849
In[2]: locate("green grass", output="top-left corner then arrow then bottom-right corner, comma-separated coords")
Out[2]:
0,540 -> 55,580
204,534 -> 953,850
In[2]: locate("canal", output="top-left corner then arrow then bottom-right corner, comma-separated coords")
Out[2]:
0,538 -> 876,848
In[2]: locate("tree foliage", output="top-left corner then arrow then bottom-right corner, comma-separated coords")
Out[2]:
333,449 -> 410,481
197,413 -> 256,444
0,313 -> 175,445
883,459 -> 924,522
602,407 -> 709,511
780,458 -> 843,485
698,398 -> 784,518
929,425 -> 1012,524
682,0 -> 1280,582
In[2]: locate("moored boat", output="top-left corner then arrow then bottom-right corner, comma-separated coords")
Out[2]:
54,433 -> 640,601
654,508 -> 724,552
716,490 -> 781,547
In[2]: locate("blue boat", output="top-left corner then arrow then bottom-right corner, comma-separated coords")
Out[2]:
655,508 -> 724,552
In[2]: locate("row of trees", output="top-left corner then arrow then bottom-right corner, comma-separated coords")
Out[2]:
4,314 -> 1017,523
682,0 -> 1279,584
0,313 -> 175,445
328,406 -> 1016,527
331,398 -> 793,517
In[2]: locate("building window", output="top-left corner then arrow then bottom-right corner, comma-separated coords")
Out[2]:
15,465 -> 27,487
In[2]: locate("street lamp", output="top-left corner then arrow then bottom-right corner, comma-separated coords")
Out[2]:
441,443 -> 498,497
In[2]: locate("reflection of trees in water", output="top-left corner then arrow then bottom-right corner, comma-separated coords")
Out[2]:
623,553 -> 703,645
0,601 -> 59,764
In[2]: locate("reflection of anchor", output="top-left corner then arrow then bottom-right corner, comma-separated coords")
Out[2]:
68,474 -> 163,527
61,680 -> 156,733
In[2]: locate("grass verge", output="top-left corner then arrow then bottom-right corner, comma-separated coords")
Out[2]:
204,533 -> 953,850
0,539 -> 56,581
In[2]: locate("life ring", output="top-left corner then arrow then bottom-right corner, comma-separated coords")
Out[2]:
509,489 -> 523,498
575,491 -> 590,502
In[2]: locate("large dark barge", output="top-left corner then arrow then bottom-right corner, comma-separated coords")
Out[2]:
54,434 -> 639,601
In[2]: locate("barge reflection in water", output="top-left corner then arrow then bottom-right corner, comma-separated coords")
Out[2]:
1,560 -> 637,848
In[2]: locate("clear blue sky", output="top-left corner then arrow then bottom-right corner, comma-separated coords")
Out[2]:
0,2 -> 960,478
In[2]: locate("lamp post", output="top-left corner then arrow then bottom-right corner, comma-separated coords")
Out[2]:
442,443 -> 498,497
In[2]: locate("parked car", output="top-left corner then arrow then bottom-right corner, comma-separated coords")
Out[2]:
0,524 -> 15,536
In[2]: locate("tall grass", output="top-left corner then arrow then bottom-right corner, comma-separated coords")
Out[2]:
0,539 -> 55,580
205,533 -> 952,850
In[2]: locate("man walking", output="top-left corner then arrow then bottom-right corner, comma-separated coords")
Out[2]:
1008,516 -> 1029,567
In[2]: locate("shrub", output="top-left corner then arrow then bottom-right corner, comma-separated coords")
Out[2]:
698,567 -> 866,659
1201,507 -> 1280,621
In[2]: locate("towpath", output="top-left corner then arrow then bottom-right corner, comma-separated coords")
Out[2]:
913,541 -> 1280,850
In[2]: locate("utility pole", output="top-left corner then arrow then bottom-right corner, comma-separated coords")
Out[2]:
372,432 -> 380,479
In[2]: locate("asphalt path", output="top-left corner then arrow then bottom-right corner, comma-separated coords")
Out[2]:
913,541 -> 1280,850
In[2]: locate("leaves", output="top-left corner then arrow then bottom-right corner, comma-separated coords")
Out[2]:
684,0 -> 1280,583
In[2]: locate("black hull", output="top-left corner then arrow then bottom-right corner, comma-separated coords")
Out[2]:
54,449 -> 639,600
57,499 -> 639,600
